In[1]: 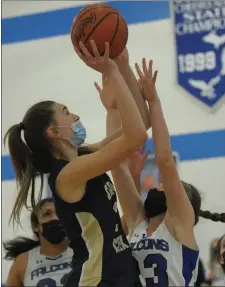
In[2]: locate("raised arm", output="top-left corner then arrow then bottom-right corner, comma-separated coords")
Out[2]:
95,57 -> 152,235
136,59 -> 195,231
57,41 -> 147,202
90,79 -> 122,152
114,48 -> 150,129
95,67 -> 150,234
91,48 -> 150,152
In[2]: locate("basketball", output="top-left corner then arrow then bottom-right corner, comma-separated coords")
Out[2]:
71,4 -> 128,59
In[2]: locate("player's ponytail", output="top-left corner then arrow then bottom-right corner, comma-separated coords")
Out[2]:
4,123 -> 37,226
199,210 -> 225,223
4,101 -> 56,226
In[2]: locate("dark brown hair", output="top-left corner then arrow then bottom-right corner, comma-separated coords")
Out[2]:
5,101 -> 91,226
181,181 -> 225,224
3,198 -> 53,260
144,181 -> 225,224
4,101 -> 56,225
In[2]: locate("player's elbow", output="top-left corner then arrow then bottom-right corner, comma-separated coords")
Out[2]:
128,130 -> 148,150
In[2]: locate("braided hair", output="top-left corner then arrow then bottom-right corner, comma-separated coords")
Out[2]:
199,210 -> 225,223
182,181 -> 225,225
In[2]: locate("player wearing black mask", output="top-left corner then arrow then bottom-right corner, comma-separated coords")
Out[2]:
4,198 -> 73,287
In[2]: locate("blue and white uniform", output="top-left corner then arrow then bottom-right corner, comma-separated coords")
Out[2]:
130,220 -> 199,286
23,246 -> 73,287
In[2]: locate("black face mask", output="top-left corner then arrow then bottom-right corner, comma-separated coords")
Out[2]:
42,220 -> 66,244
144,188 -> 167,218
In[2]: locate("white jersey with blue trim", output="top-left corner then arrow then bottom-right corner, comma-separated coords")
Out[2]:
130,220 -> 199,287
23,246 -> 73,287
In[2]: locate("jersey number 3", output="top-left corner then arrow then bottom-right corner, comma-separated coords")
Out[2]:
144,254 -> 168,287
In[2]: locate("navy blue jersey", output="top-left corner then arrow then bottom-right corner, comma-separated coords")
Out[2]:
48,157 -> 140,287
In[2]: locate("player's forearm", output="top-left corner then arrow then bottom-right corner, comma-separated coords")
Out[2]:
118,65 -> 150,129
106,109 -> 121,137
130,173 -> 141,195
148,99 -> 173,164
110,70 -> 147,143
106,109 -> 141,194
106,109 -> 140,196
96,111 -> 122,149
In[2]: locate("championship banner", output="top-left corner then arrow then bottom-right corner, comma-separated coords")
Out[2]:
172,0 -> 225,107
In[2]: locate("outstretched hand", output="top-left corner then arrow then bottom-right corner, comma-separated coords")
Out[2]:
135,58 -> 158,103
128,145 -> 151,177
94,74 -> 117,110
75,40 -> 118,74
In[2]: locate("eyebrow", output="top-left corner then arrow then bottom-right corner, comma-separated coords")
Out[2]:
41,208 -> 52,215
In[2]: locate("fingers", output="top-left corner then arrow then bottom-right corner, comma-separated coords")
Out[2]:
142,58 -> 148,76
137,58 -> 158,88
78,40 -> 110,65
135,62 -> 144,80
90,40 -> 101,60
94,82 -> 102,94
148,60 -> 153,78
104,42 -> 110,60
153,70 -> 158,85
136,59 -> 155,81
79,41 -> 93,60
74,47 -> 87,62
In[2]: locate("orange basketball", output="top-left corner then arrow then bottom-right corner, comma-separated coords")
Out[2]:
71,4 -> 128,59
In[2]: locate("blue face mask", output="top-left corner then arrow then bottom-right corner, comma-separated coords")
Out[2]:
69,120 -> 86,148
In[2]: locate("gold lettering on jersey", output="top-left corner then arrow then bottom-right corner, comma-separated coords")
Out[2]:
104,181 -> 115,200
113,235 -> 129,253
